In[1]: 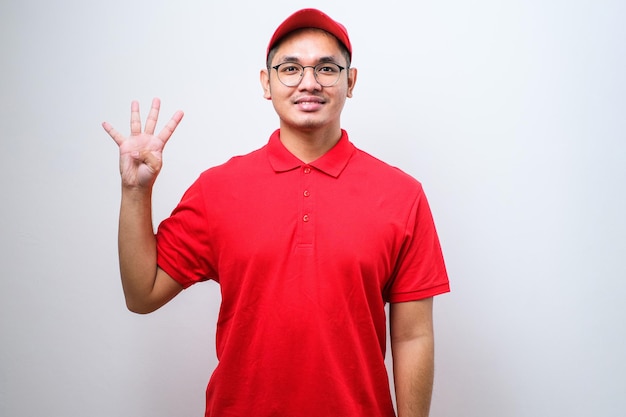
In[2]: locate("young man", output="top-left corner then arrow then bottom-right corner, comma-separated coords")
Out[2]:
103,8 -> 449,417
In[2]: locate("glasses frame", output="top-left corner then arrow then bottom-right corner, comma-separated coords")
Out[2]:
271,62 -> 346,87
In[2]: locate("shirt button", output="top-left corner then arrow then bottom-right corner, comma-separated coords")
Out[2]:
303,190 -> 310,197
303,214 -> 310,222
303,167 -> 311,174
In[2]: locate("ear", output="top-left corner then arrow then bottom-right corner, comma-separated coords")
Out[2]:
260,68 -> 272,100
346,67 -> 357,98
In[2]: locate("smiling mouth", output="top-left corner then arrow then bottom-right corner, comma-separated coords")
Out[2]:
294,96 -> 325,105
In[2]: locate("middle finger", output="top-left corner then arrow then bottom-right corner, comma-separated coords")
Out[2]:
144,98 -> 161,135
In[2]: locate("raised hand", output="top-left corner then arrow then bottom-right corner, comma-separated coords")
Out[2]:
102,98 -> 184,189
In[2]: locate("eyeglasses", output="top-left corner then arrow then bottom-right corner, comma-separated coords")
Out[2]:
271,62 -> 346,87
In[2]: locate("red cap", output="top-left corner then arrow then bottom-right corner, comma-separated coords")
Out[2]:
267,8 -> 352,60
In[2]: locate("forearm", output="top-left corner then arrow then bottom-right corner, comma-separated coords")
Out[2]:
392,334 -> 435,417
118,186 -> 159,312
390,298 -> 436,417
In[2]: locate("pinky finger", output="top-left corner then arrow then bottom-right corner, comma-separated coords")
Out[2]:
102,121 -> 126,146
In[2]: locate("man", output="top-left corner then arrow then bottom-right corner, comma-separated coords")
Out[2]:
103,8 -> 449,417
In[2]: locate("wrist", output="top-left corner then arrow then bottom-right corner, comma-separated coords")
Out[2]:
121,183 -> 153,201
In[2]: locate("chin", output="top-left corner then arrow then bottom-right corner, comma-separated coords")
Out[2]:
290,115 -> 331,130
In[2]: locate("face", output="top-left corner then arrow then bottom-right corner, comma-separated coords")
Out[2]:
261,29 -> 357,134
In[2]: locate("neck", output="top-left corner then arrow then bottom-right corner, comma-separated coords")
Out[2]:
278,125 -> 342,163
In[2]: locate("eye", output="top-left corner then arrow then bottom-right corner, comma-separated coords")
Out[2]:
317,64 -> 340,73
280,64 -> 301,73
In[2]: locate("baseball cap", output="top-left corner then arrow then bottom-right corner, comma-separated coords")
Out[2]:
267,8 -> 352,60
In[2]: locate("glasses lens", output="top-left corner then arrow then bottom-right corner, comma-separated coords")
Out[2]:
314,63 -> 342,87
276,63 -> 303,87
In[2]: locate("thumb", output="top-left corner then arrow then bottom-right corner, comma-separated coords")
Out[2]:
132,149 -> 163,174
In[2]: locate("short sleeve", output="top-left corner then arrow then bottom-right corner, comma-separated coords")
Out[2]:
385,188 -> 450,302
156,176 -> 217,288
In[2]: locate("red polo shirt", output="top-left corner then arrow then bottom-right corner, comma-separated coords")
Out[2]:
156,129 -> 449,417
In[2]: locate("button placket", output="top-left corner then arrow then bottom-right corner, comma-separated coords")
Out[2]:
299,165 -> 315,245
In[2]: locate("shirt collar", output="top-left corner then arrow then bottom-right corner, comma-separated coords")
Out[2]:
267,129 -> 355,178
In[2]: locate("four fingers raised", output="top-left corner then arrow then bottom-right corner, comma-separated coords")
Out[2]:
102,98 -> 184,146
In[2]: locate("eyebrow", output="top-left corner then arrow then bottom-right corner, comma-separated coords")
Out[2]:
279,55 -> 341,64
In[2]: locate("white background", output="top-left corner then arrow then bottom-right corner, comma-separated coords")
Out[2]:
1,0 -> 624,416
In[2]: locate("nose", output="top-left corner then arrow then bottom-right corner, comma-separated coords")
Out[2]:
298,66 -> 321,90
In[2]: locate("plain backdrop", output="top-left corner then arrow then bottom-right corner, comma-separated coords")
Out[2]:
1,0 -> 625,416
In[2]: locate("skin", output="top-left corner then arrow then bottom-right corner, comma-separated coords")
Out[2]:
103,28 -> 435,417
391,297 -> 436,417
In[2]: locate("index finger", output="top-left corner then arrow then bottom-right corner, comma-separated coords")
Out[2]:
157,110 -> 184,144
